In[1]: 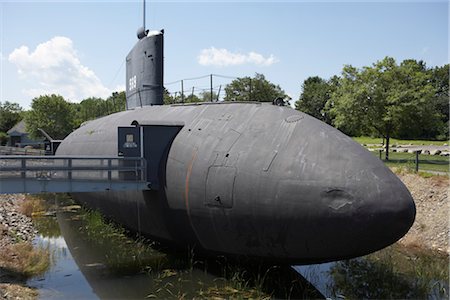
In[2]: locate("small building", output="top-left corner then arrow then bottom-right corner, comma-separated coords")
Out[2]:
7,120 -> 44,148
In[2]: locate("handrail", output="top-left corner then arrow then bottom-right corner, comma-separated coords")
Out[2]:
0,156 -> 147,183
0,146 -> 45,156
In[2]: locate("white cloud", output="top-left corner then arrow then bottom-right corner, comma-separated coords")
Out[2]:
8,36 -> 112,101
198,47 -> 278,67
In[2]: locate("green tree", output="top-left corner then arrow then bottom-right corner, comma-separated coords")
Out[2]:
200,91 -> 218,102
295,76 -> 338,124
224,73 -> 288,102
0,132 -> 7,146
73,92 -> 126,127
25,94 -> 75,140
107,91 -> 126,113
184,94 -> 201,103
0,101 -> 23,133
75,97 -> 107,125
430,64 -> 449,139
331,57 -> 439,160
163,88 -> 176,104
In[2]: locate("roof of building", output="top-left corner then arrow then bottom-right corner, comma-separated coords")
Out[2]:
7,120 -> 26,136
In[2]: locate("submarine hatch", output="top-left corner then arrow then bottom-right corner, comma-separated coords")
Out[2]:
118,120 -> 184,190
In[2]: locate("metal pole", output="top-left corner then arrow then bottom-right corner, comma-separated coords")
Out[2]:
249,78 -> 252,101
68,159 -> 72,180
217,85 -> 222,102
415,151 -> 419,172
21,159 -> 26,179
143,0 -> 146,30
108,159 -> 112,181
210,74 -> 213,102
181,80 -> 184,103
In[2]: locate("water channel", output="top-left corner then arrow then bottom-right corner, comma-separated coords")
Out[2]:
28,195 -> 448,299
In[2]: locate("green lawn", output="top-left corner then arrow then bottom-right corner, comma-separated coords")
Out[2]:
353,136 -> 449,146
370,151 -> 449,173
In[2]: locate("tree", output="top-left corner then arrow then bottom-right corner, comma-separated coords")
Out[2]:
0,101 -> 23,133
163,88 -> 176,104
200,91 -> 218,102
224,73 -> 288,102
295,76 -> 338,124
430,64 -> 449,139
25,94 -> 75,140
107,91 -> 126,113
184,94 -> 201,103
73,91 -> 127,127
331,57 -> 439,160
75,97 -> 107,125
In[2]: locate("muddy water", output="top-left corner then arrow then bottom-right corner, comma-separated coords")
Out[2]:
28,196 -> 448,299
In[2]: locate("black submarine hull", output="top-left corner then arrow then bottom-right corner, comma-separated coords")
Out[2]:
57,102 -> 415,264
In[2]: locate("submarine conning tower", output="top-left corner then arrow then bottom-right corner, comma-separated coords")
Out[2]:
126,27 -> 164,109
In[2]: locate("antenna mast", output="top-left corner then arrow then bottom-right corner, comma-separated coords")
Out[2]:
143,0 -> 146,31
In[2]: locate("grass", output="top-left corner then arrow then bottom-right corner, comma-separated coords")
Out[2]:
372,151 -> 449,173
19,195 -> 48,217
353,136 -> 450,173
0,242 -> 51,279
77,208 -> 168,274
353,136 -> 449,146
330,243 -> 449,299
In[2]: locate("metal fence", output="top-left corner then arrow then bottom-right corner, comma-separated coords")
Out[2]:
0,146 -> 45,156
376,150 -> 449,173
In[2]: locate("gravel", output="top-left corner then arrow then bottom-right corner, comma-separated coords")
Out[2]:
0,194 -> 37,249
397,172 -> 449,254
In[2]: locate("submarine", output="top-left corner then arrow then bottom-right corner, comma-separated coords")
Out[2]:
56,26 -> 416,265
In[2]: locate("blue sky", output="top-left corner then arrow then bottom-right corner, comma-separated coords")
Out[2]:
1,1 -> 448,109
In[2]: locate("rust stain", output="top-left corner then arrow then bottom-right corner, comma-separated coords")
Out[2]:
185,149 -> 198,216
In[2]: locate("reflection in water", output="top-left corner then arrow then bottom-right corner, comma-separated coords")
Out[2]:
295,245 -> 448,299
28,198 -> 322,299
29,195 -> 449,299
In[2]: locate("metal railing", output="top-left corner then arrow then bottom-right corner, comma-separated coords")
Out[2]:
0,146 -> 45,156
376,150 -> 449,174
0,156 -> 149,194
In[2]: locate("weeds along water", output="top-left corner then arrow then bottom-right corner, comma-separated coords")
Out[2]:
27,193 -> 449,299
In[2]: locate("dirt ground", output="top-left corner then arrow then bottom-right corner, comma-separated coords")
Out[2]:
396,171 -> 449,254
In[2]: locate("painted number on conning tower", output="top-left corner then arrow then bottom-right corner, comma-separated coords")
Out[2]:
129,75 -> 137,91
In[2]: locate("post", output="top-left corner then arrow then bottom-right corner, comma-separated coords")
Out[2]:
379,149 -> 382,160
217,85 -> 222,101
415,151 -> 419,172
249,78 -> 252,101
108,159 -> 112,181
68,159 -> 72,180
21,159 -> 26,179
181,80 -> 184,103
385,135 -> 389,161
210,74 -> 213,102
